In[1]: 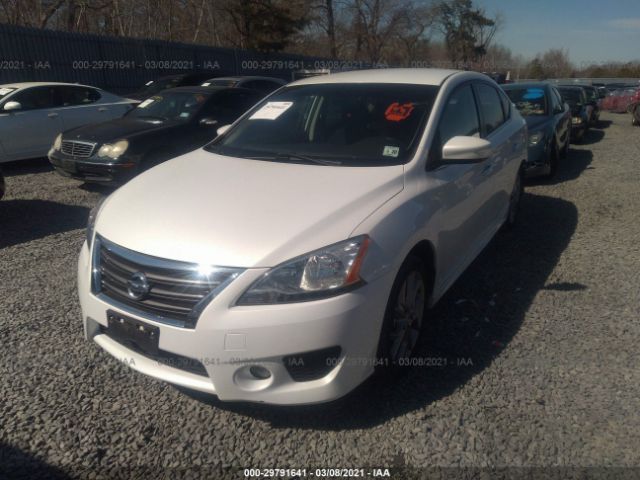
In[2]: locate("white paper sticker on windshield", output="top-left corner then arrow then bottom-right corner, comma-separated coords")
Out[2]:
179,112 -> 190,118
145,81 -> 154,86
250,101 -> 293,120
202,82 -> 211,87
383,146 -> 400,157
138,98 -> 155,108
0,88 -> 14,96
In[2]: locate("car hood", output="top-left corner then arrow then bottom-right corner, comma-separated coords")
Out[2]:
64,117 -> 178,143
524,116 -> 551,130
95,150 -> 404,268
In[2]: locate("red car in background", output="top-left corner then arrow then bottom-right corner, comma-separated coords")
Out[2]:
628,88 -> 640,126
601,86 -> 640,117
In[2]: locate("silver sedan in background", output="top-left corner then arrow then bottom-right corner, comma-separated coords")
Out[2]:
0,82 -> 136,163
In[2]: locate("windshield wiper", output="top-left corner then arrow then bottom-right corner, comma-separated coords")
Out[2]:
244,152 -> 343,166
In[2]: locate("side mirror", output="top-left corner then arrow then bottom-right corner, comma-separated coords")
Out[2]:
216,124 -> 231,136
199,117 -> 218,127
3,101 -> 21,112
442,136 -> 493,162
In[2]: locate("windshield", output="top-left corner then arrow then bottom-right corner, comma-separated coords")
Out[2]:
559,89 -> 581,107
206,83 -> 439,166
585,88 -> 598,102
0,86 -> 17,102
203,79 -> 238,87
127,91 -> 210,122
505,87 -> 548,116
138,77 -> 182,96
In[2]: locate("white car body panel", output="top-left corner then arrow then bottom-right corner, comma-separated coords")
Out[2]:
78,69 -> 527,404
0,82 -> 135,163
96,151 -> 404,268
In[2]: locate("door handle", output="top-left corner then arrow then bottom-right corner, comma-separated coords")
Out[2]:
47,112 -> 58,118
98,107 -> 108,112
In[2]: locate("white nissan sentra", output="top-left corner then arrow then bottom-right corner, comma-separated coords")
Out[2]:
78,69 -> 527,405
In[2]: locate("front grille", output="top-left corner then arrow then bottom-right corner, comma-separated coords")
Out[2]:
92,236 -> 243,328
61,140 -> 96,158
99,326 -> 209,377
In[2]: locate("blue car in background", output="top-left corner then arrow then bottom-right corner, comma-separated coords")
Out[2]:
503,83 -> 571,178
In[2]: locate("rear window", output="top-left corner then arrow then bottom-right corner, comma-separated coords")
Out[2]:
505,87 -> 548,116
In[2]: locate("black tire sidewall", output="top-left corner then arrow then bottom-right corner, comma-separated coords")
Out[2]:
376,255 -> 429,372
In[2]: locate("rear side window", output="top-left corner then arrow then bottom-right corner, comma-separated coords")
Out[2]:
57,86 -> 101,106
499,90 -> 511,118
476,83 -> 505,136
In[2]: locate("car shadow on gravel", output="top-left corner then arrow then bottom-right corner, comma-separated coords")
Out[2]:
0,442 -> 71,479
1,158 -> 52,176
578,129 -> 605,145
594,119 -> 612,129
183,192 -> 578,430
527,148 -> 593,187
0,200 -> 89,250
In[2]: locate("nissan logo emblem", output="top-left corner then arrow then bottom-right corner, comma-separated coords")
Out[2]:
127,271 -> 150,300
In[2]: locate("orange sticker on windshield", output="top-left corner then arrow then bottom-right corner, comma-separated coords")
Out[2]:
385,102 -> 414,121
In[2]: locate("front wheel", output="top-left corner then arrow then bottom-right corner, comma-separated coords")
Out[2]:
377,256 -> 428,369
544,141 -> 560,180
504,165 -> 524,228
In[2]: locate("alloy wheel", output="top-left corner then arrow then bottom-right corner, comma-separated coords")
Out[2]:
388,271 -> 426,362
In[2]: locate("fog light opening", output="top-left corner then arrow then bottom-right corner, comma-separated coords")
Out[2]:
249,365 -> 271,380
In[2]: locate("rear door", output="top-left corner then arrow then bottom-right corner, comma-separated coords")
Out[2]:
472,82 -> 512,232
0,86 -> 63,160
54,86 -> 107,131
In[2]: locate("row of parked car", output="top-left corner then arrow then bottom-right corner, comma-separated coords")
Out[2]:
0,75 -> 288,186
0,68 -> 622,405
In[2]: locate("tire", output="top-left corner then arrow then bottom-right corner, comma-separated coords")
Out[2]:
560,132 -> 570,158
377,255 -> 429,371
505,165 -> 524,228
545,140 -> 560,179
633,106 -> 640,126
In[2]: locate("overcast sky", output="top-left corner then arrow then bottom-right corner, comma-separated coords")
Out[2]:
476,0 -> 640,65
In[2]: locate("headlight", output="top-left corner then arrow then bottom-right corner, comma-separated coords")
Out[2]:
237,236 -> 371,305
98,140 -> 129,159
86,197 -> 107,249
528,131 -> 544,146
53,133 -> 62,151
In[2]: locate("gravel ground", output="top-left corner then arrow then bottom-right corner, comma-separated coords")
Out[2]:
1,112 -> 639,480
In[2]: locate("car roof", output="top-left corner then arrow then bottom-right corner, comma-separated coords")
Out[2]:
156,86 -> 257,95
210,76 -> 285,83
557,85 -> 584,91
289,68 -> 462,87
503,82 -> 552,90
0,81 -> 100,89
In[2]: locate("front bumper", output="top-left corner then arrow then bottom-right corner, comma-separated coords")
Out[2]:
49,151 -> 138,185
78,243 -> 392,405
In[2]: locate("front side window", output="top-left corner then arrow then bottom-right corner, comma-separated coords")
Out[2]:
127,91 -> 211,122
505,87 -> 548,116
476,83 -> 505,135
206,83 -> 439,166
9,86 -> 59,111
430,84 -> 480,164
